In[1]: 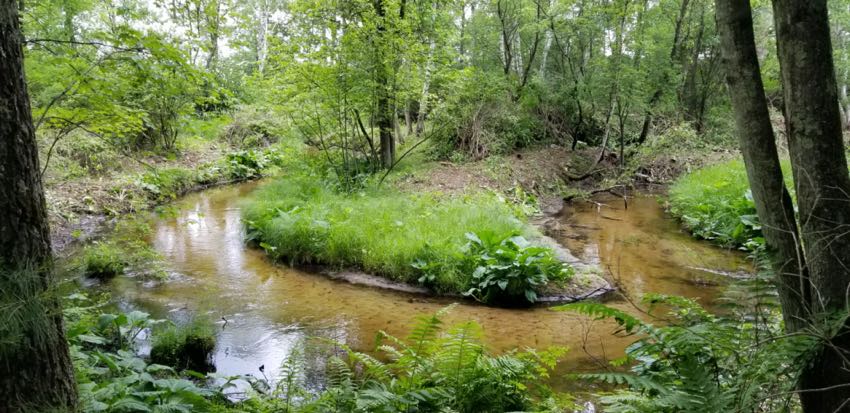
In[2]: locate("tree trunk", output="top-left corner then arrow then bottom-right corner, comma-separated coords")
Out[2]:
256,0 -> 270,73
715,0 -> 809,334
374,0 -> 394,167
0,1 -> 78,411
772,1 -> 850,411
416,38 -> 436,136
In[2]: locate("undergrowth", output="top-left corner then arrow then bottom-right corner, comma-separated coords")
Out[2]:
558,274 -> 827,412
150,318 -> 217,373
667,159 -> 793,250
75,217 -> 166,280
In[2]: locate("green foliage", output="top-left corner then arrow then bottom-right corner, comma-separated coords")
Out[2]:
243,173 -> 567,299
429,68 -> 541,160
138,168 -> 198,200
73,217 -> 166,280
668,159 -> 793,250
271,306 -> 570,413
80,242 -> 126,279
64,294 -> 215,413
225,149 -> 272,179
220,106 -> 285,149
460,232 -> 573,305
557,290 -> 823,412
149,319 -> 217,373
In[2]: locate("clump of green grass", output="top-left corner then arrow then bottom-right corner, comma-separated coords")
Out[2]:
668,159 -> 793,250
243,175 -> 567,298
80,242 -> 126,279
150,318 -> 217,373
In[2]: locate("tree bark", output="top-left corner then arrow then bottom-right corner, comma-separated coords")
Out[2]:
0,0 -> 78,410
373,0 -> 394,167
772,1 -> 850,410
715,0 -> 808,334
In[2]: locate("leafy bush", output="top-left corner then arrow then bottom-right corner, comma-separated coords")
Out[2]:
138,167 -> 198,200
64,295 -> 214,413
242,174 -> 567,300
220,106 -> 284,149
459,232 -> 573,305
224,149 -> 270,179
668,160 -> 793,250
559,291 -> 824,413
150,319 -> 217,373
429,68 -> 541,160
80,242 -> 126,279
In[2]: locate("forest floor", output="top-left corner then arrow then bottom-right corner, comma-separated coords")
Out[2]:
391,139 -> 738,211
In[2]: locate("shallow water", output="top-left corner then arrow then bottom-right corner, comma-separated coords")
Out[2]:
109,182 -> 751,391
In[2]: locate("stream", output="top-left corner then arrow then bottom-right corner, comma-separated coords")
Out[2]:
108,181 -> 752,392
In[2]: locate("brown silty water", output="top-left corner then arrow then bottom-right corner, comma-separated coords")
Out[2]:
108,181 -> 752,390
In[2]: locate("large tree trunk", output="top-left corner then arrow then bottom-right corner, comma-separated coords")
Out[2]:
0,1 -> 78,410
772,1 -> 850,411
715,0 -> 808,333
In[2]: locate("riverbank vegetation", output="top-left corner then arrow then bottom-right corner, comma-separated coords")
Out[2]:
243,172 -> 573,302
4,0 -> 850,411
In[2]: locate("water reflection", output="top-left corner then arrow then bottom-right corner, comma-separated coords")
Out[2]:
110,182 -> 752,392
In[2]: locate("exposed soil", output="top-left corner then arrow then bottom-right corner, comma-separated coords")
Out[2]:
44,145 -> 253,254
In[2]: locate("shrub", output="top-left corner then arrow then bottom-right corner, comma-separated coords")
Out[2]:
459,232 -> 573,305
559,291 -> 823,412
224,149 -> 270,179
150,319 -> 217,373
219,106 -> 283,149
80,242 -> 126,279
138,167 -> 198,200
429,68 -> 541,160
64,295 -> 214,412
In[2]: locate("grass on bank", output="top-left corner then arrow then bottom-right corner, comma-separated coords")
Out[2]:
242,174 -> 571,302
668,159 -> 793,250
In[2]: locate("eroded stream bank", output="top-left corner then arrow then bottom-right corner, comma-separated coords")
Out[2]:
107,181 -> 752,391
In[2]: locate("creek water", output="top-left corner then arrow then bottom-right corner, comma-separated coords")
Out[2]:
108,181 -> 752,392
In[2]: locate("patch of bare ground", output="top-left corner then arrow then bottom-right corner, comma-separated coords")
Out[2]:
44,145 -> 240,253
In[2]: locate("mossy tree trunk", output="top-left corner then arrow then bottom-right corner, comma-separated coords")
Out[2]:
0,0 -> 78,410
772,1 -> 850,410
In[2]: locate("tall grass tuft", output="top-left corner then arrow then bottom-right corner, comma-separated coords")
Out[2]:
242,175 -> 541,294
667,159 -> 793,250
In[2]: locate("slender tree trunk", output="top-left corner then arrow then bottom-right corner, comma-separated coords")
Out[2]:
416,39 -> 436,136
715,0 -> 809,334
0,1 -> 78,410
637,0 -> 690,144
256,0 -> 270,73
405,100 -> 413,135
539,29 -> 552,79
374,0 -> 394,167
683,0 -> 707,131
63,0 -> 75,43
772,1 -> 850,410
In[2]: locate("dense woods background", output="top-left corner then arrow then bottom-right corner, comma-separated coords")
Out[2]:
3,0 -> 850,411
